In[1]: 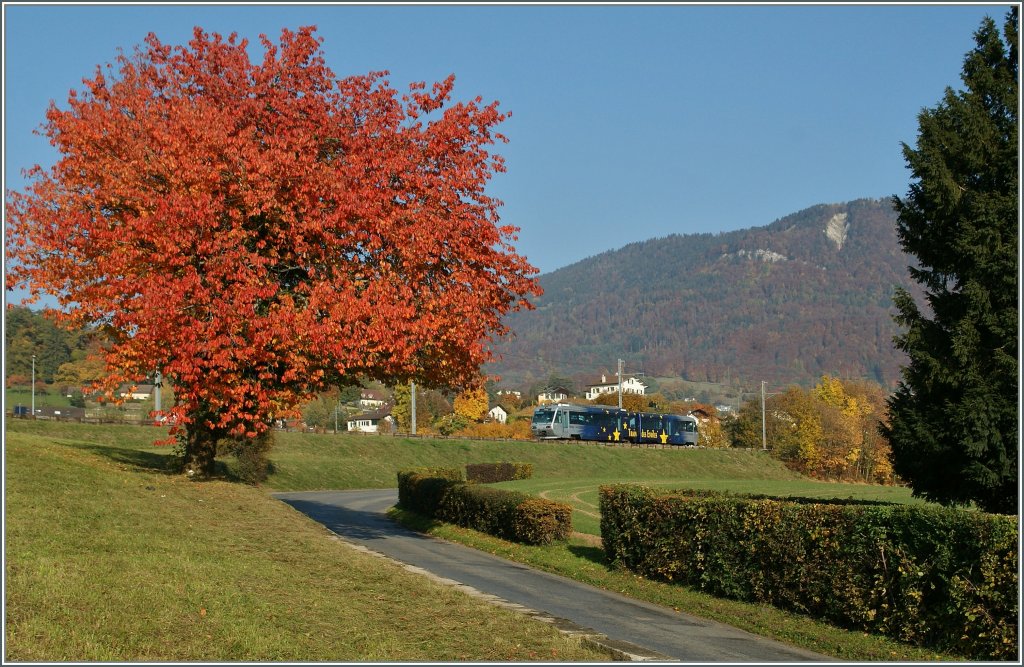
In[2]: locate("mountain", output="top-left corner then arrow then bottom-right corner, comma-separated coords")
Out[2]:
487,198 -> 917,393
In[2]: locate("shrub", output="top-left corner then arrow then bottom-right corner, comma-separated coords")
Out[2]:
439,484 -> 523,538
465,462 -> 534,483
396,467 -> 463,514
512,498 -> 572,544
457,420 -> 534,440
397,468 -> 571,545
599,485 -> 1018,660
435,413 -> 469,436
220,430 -> 275,485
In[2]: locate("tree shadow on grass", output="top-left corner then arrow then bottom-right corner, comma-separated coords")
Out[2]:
567,543 -> 610,567
70,441 -> 278,485
70,442 -> 178,473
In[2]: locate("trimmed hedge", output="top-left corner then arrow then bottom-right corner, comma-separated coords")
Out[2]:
465,462 -> 534,484
599,485 -> 1018,661
396,467 -> 463,512
397,469 -> 571,545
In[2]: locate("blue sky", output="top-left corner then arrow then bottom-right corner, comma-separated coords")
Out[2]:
3,2 -> 1011,285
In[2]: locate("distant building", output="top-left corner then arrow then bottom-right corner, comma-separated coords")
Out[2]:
118,384 -> 155,400
23,406 -> 86,420
359,389 -> 389,409
487,405 -> 508,424
584,374 -> 647,401
347,406 -> 393,433
537,389 -> 568,405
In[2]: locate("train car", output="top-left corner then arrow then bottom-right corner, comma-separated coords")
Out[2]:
623,411 -> 699,446
531,403 -> 619,440
531,404 -> 698,446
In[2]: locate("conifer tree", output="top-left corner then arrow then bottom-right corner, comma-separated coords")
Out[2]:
884,10 -> 1018,514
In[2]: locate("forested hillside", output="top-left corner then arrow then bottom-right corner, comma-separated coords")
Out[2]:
489,198 -> 917,390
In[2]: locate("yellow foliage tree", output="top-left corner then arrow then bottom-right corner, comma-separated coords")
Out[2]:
738,377 -> 898,484
813,375 -> 896,483
697,417 -> 729,449
453,385 -> 489,423
772,388 -> 825,473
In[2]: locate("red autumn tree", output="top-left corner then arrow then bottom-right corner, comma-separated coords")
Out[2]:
6,26 -> 540,476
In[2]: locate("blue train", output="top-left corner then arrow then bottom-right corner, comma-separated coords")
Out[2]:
531,403 -> 699,446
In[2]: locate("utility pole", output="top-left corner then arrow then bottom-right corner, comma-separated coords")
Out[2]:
154,370 -> 162,414
617,358 -> 624,410
31,354 -> 36,418
761,381 -> 768,451
410,380 -> 417,435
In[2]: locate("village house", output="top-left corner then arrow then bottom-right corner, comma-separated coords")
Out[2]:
358,389 -> 389,409
117,384 -> 155,401
347,406 -> 393,433
487,405 -> 508,424
584,374 -> 647,401
537,389 -> 568,405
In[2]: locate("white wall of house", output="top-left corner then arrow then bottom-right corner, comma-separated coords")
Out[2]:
537,391 -> 567,405
488,406 -> 508,424
585,376 -> 647,400
347,419 -> 378,433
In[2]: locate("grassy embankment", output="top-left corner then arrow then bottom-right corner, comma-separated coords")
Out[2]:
6,387 -> 74,410
4,420 -> 609,662
6,420 -> 958,661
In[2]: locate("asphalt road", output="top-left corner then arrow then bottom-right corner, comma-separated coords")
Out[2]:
273,488 -> 833,663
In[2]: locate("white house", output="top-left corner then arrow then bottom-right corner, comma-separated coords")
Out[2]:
359,389 -> 388,409
487,405 -> 508,424
118,384 -> 155,401
537,389 -> 568,405
584,374 -> 647,401
347,407 -> 393,433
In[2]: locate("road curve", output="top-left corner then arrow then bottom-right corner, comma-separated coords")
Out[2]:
273,488 -> 833,663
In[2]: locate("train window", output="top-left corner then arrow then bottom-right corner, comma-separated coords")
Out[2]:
532,409 -> 554,425
569,411 -> 589,425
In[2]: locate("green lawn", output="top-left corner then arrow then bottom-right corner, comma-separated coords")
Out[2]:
6,387 -> 74,410
4,421 -> 609,662
265,427 -> 809,491
4,419 -> 959,662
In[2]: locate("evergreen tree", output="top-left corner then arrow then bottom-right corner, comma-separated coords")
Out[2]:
884,10 -> 1018,514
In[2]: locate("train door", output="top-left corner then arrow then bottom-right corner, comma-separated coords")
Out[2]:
557,405 -> 569,437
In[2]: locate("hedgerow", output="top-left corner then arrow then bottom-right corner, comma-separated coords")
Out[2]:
397,468 -> 570,545
465,462 -> 534,483
396,467 -> 463,512
599,485 -> 1017,660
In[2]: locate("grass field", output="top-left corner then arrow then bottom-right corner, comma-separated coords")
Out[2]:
4,419 -> 955,661
4,421 -> 609,661
6,387 -> 74,411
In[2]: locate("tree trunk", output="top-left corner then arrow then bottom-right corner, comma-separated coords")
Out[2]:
182,422 -> 220,479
